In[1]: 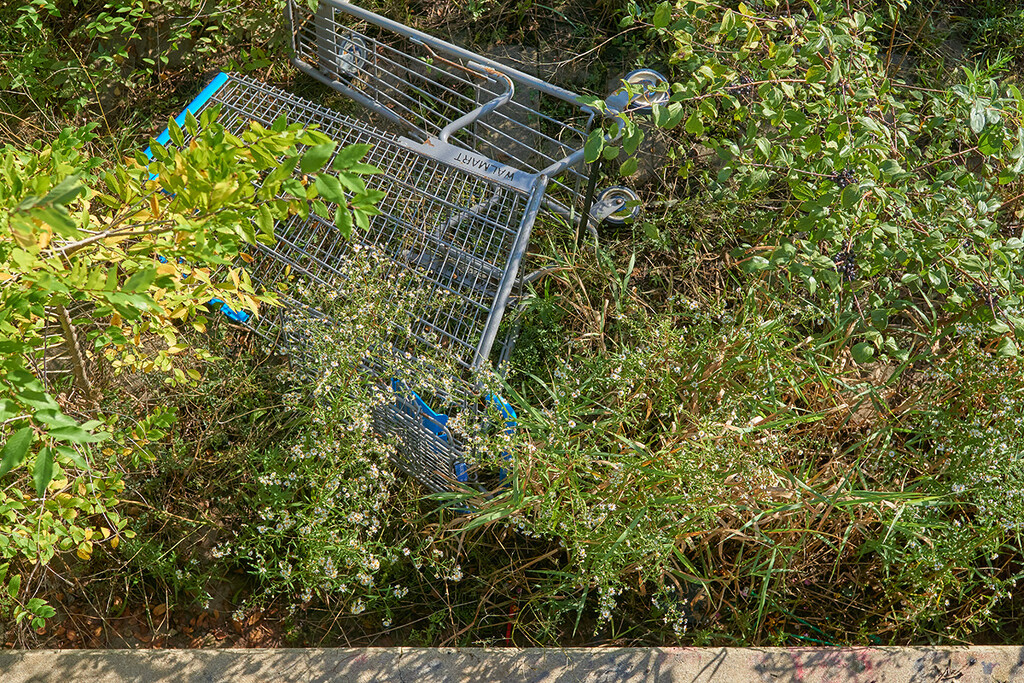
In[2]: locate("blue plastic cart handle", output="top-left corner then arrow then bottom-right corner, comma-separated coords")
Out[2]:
388,380 -> 517,485
144,72 -> 230,160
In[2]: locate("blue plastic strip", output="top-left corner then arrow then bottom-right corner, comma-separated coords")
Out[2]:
144,72 -> 230,160
157,256 -> 251,323
391,379 -> 449,434
486,394 -> 517,434
207,298 -> 251,323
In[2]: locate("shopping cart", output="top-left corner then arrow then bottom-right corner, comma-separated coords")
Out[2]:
149,3 -> 665,494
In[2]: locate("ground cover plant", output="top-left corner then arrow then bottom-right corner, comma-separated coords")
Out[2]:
2,0 -> 1024,648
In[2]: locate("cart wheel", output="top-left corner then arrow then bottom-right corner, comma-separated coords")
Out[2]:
336,34 -> 368,80
594,186 -> 640,226
620,69 -> 669,113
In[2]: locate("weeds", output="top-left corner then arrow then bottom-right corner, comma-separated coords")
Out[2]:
4,0 -> 1024,650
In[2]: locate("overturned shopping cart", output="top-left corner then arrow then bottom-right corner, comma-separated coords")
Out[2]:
153,1 -> 665,493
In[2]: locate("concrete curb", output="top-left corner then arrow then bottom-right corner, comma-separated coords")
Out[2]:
2,646 -> 1024,682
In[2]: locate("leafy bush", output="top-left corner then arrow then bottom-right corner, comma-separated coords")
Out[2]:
603,1 -> 1024,361
0,0 -> 284,120
0,108 -> 381,632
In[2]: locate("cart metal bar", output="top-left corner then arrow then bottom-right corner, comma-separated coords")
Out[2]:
439,72 -> 515,143
297,34 -> 579,166
310,69 -> 429,136
472,173 -> 548,370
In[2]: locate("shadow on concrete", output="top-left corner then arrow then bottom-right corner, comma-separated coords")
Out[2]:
5,645 -> 1024,682
1,647 -> 678,683
750,645 -> 1024,683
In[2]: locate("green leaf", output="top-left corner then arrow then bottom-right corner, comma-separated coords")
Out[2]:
8,574 -> 20,600
56,445 -> 89,470
879,159 -> 902,179
969,101 -> 986,134
997,336 -> 1018,358
652,103 -> 684,131
40,175 -> 85,207
0,400 -> 19,423
265,155 -> 300,187
257,204 -> 274,237
34,206 -> 78,237
719,8 -> 735,34
300,143 -> 337,174
332,143 -> 373,170
335,206 -> 353,237
652,1 -> 671,29
49,424 -> 106,444
978,127 -> 1001,156
743,22 -> 762,49
805,65 -> 827,83
684,111 -> 705,136
0,427 -> 34,478
755,137 -> 771,159
742,255 -> 771,273
775,43 -> 794,66
33,409 -> 77,428
347,162 -> 382,174
619,157 -> 638,177
623,126 -> 645,155
841,184 -> 862,209
851,342 -> 875,364
149,139 -> 168,161
335,172 -> 367,194
168,118 -> 185,148
123,267 -> 156,293
281,177 -> 306,197
353,207 -> 370,231
315,174 -> 347,204
870,309 -> 890,329
33,447 -> 54,498
584,129 -> 604,164
184,110 -> 199,137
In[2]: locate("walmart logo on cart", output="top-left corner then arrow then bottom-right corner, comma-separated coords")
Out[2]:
398,137 -> 537,194
451,151 -> 518,181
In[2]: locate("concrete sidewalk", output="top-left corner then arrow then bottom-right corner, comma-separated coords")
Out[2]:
2,646 -> 1023,682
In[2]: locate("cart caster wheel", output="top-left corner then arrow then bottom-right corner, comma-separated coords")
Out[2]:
336,34 -> 367,80
607,69 -> 669,114
593,186 -> 641,226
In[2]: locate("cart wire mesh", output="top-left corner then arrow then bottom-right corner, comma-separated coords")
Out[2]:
166,73 -> 536,492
